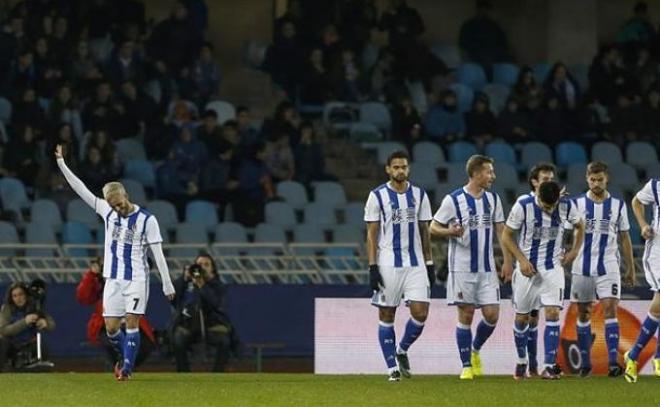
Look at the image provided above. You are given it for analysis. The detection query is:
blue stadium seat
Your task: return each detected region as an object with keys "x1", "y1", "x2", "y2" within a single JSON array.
[
  {"x1": 626, "y1": 141, "x2": 658, "y2": 170},
  {"x1": 215, "y1": 222, "x2": 248, "y2": 243},
  {"x1": 410, "y1": 162, "x2": 438, "y2": 189},
  {"x1": 0, "y1": 177, "x2": 30, "y2": 216},
  {"x1": 373, "y1": 141, "x2": 407, "y2": 165},
  {"x1": 66, "y1": 199, "x2": 99, "y2": 230},
  {"x1": 591, "y1": 141, "x2": 623, "y2": 164},
  {"x1": 493, "y1": 63, "x2": 520, "y2": 87},
  {"x1": 485, "y1": 142, "x2": 516, "y2": 165},
  {"x1": 359, "y1": 102, "x2": 392, "y2": 132},
  {"x1": 120, "y1": 178, "x2": 147, "y2": 206},
  {"x1": 456, "y1": 63, "x2": 487, "y2": 90},
  {"x1": 265, "y1": 201, "x2": 297, "y2": 228},
  {"x1": 313, "y1": 182, "x2": 347, "y2": 208},
  {"x1": 0, "y1": 96, "x2": 12, "y2": 123},
  {"x1": 412, "y1": 141, "x2": 445, "y2": 164},
  {"x1": 115, "y1": 138, "x2": 147, "y2": 162},
  {"x1": 323, "y1": 102, "x2": 357, "y2": 131},
  {"x1": 0, "y1": 221, "x2": 19, "y2": 257},
  {"x1": 30, "y1": 199, "x2": 63, "y2": 230},
  {"x1": 565, "y1": 163, "x2": 587, "y2": 196},
  {"x1": 608, "y1": 162, "x2": 639, "y2": 192},
  {"x1": 205, "y1": 100, "x2": 236, "y2": 125},
  {"x1": 406, "y1": 80, "x2": 428, "y2": 115},
  {"x1": 276, "y1": 180, "x2": 309, "y2": 209},
  {"x1": 449, "y1": 83, "x2": 474, "y2": 113},
  {"x1": 123, "y1": 159, "x2": 156, "y2": 188},
  {"x1": 521, "y1": 142, "x2": 553, "y2": 169},
  {"x1": 446, "y1": 163, "x2": 468, "y2": 186},
  {"x1": 146, "y1": 200, "x2": 179, "y2": 231},
  {"x1": 333, "y1": 224, "x2": 363, "y2": 243},
  {"x1": 293, "y1": 223, "x2": 325, "y2": 243},
  {"x1": 349, "y1": 122, "x2": 382, "y2": 142},
  {"x1": 172, "y1": 222, "x2": 208, "y2": 257},
  {"x1": 342, "y1": 202, "x2": 365, "y2": 226},
  {"x1": 185, "y1": 200, "x2": 218, "y2": 232},
  {"x1": 254, "y1": 223, "x2": 286, "y2": 243},
  {"x1": 495, "y1": 162, "x2": 519, "y2": 191},
  {"x1": 62, "y1": 221, "x2": 93, "y2": 257},
  {"x1": 430, "y1": 43, "x2": 461, "y2": 69},
  {"x1": 533, "y1": 62, "x2": 551, "y2": 83},
  {"x1": 482, "y1": 84, "x2": 510, "y2": 114},
  {"x1": 25, "y1": 222, "x2": 59, "y2": 257},
  {"x1": 644, "y1": 162, "x2": 660, "y2": 180},
  {"x1": 555, "y1": 142, "x2": 587, "y2": 167},
  {"x1": 570, "y1": 63, "x2": 589, "y2": 92},
  {"x1": 447, "y1": 141, "x2": 478, "y2": 163},
  {"x1": 304, "y1": 203, "x2": 336, "y2": 225}
]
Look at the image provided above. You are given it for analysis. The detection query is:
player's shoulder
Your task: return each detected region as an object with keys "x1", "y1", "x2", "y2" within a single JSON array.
[
  {"x1": 515, "y1": 194, "x2": 534, "y2": 206},
  {"x1": 137, "y1": 207, "x2": 154, "y2": 221},
  {"x1": 370, "y1": 183, "x2": 388, "y2": 194},
  {"x1": 407, "y1": 182, "x2": 426, "y2": 195}
]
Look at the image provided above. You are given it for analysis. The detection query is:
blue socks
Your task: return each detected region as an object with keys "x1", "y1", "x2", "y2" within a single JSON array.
[
  {"x1": 577, "y1": 320, "x2": 592, "y2": 369},
  {"x1": 527, "y1": 324, "x2": 538, "y2": 369},
  {"x1": 629, "y1": 314, "x2": 660, "y2": 361},
  {"x1": 604, "y1": 318, "x2": 620, "y2": 366},
  {"x1": 378, "y1": 322, "x2": 397, "y2": 370},
  {"x1": 513, "y1": 320, "x2": 529, "y2": 364},
  {"x1": 456, "y1": 323, "x2": 472, "y2": 367},
  {"x1": 544, "y1": 320, "x2": 560, "y2": 367},
  {"x1": 122, "y1": 328, "x2": 141, "y2": 375},
  {"x1": 473, "y1": 320, "x2": 496, "y2": 352},
  {"x1": 398, "y1": 318, "x2": 425, "y2": 354},
  {"x1": 107, "y1": 329, "x2": 125, "y2": 359}
]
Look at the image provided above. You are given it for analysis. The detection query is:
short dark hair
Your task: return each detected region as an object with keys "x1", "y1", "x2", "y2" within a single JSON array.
[
  {"x1": 387, "y1": 150, "x2": 409, "y2": 166},
  {"x1": 538, "y1": 181, "x2": 560, "y2": 205},
  {"x1": 236, "y1": 106, "x2": 249, "y2": 115},
  {"x1": 528, "y1": 162, "x2": 556, "y2": 191},
  {"x1": 466, "y1": 155, "x2": 494, "y2": 177},
  {"x1": 587, "y1": 161, "x2": 608, "y2": 175},
  {"x1": 195, "y1": 253, "x2": 217, "y2": 276},
  {"x1": 203, "y1": 109, "x2": 218, "y2": 119}
]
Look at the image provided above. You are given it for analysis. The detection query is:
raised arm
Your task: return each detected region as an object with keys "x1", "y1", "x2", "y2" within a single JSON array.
[{"x1": 54, "y1": 144, "x2": 99, "y2": 210}]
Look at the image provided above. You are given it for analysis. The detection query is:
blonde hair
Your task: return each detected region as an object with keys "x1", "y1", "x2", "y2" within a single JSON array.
[{"x1": 102, "y1": 182, "x2": 128, "y2": 200}]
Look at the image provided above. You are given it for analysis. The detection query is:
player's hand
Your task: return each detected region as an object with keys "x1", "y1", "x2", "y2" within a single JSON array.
[
  {"x1": 448, "y1": 222, "x2": 464, "y2": 238},
  {"x1": 36, "y1": 318, "x2": 48, "y2": 330},
  {"x1": 369, "y1": 264, "x2": 384, "y2": 291},
  {"x1": 519, "y1": 259, "x2": 536, "y2": 278},
  {"x1": 163, "y1": 281, "x2": 176, "y2": 300},
  {"x1": 641, "y1": 225, "x2": 654, "y2": 240},
  {"x1": 90, "y1": 258, "x2": 101, "y2": 274},
  {"x1": 561, "y1": 249, "x2": 578, "y2": 266},
  {"x1": 559, "y1": 185, "x2": 568, "y2": 197},
  {"x1": 500, "y1": 261, "x2": 514, "y2": 283},
  {"x1": 426, "y1": 263, "x2": 436, "y2": 287},
  {"x1": 25, "y1": 314, "x2": 39, "y2": 325},
  {"x1": 192, "y1": 275, "x2": 205, "y2": 289},
  {"x1": 624, "y1": 268, "x2": 636, "y2": 287},
  {"x1": 54, "y1": 144, "x2": 64, "y2": 159}
]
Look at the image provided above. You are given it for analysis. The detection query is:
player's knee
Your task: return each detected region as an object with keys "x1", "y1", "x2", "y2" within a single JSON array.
[
  {"x1": 545, "y1": 308, "x2": 560, "y2": 321},
  {"x1": 529, "y1": 309, "x2": 539, "y2": 320},
  {"x1": 577, "y1": 307, "x2": 591, "y2": 323},
  {"x1": 379, "y1": 307, "x2": 396, "y2": 323},
  {"x1": 411, "y1": 309, "x2": 428, "y2": 323},
  {"x1": 458, "y1": 307, "x2": 475, "y2": 325}
]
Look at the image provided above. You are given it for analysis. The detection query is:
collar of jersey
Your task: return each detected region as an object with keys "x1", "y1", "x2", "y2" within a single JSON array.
[{"x1": 386, "y1": 181, "x2": 410, "y2": 194}]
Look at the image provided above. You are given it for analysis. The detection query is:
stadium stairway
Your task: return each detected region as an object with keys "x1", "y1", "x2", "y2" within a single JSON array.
[{"x1": 323, "y1": 138, "x2": 383, "y2": 201}]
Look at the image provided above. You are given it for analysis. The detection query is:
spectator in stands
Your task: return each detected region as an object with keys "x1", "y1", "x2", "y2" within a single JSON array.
[
  {"x1": 0, "y1": 14, "x2": 27, "y2": 79},
  {"x1": 264, "y1": 132, "x2": 295, "y2": 183},
  {"x1": 609, "y1": 92, "x2": 644, "y2": 145},
  {"x1": 156, "y1": 149, "x2": 199, "y2": 218},
  {"x1": 7, "y1": 125, "x2": 40, "y2": 189},
  {"x1": 147, "y1": 1, "x2": 202, "y2": 75},
  {"x1": 118, "y1": 80, "x2": 158, "y2": 137},
  {"x1": 497, "y1": 97, "x2": 531, "y2": 143},
  {"x1": 235, "y1": 142, "x2": 274, "y2": 226},
  {"x1": 48, "y1": 123, "x2": 79, "y2": 169},
  {"x1": 300, "y1": 48, "x2": 332, "y2": 105},
  {"x1": 82, "y1": 81, "x2": 122, "y2": 137},
  {"x1": 459, "y1": 0, "x2": 511, "y2": 78},
  {"x1": 105, "y1": 39, "x2": 145, "y2": 89},
  {"x1": 338, "y1": 0, "x2": 378, "y2": 53},
  {"x1": 642, "y1": 87, "x2": 660, "y2": 143},
  {"x1": 78, "y1": 146, "x2": 121, "y2": 195},
  {"x1": 11, "y1": 88, "x2": 45, "y2": 131},
  {"x1": 263, "y1": 19, "x2": 304, "y2": 99},
  {"x1": 171, "y1": 126, "x2": 208, "y2": 186},
  {"x1": 0, "y1": 144, "x2": 10, "y2": 178},
  {"x1": 48, "y1": 16, "x2": 73, "y2": 65},
  {"x1": 534, "y1": 95, "x2": 573, "y2": 146},
  {"x1": 331, "y1": 48, "x2": 363, "y2": 102},
  {"x1": 368, "y1": 47, "x2": 400, "y2": 103},
  {"x1": 544, "y1": 62, "x2": 580, "y2": 110},
  {"x1": 76, "y1": 258, "x2": 155, "y2": 368},
  {"x1": 318, "y1": 23, "x2": 342, "y2": 72},
  {"x1": 464, "y1": 92, "x2": 497, "y2": 148},
  {"x1": 630, "y1": 46, "x2": 658, "y2": 93},
  {"x1": 0, "y1": 282, "x2": 56, "y2": 371},
  {"x1": 511, "y1": 66, "x2": 543, "y2": 112},
  {"x1": 294, "y1": 121, "x2": 333, "y2": 187},
  {"x1": 69, "y1": 40, "x2": 98, "y2": 88},
  {"x1": 588, "y1": 45, "x2": 630, "y2": 107},
  {"x1": 146, "y1": 100, "x2": 195, "y2": 160},
  {"x1": 47, "y1": 84, "x2": 83, "y2": 140},
  {"x1": 33, "y1": 36, "x2": 64, "y2": 98},
  {"x1": 200, "y1": 143, "x2": 238, "y2": 220},
  {"x1": 5, "y1": 48, "x2": 36, "y2": 99},
  {"x1": 424, "y1": 89, "x2": 465, "y2": 142},
  {"x1": 236, "y1": 106, "x2": 259, "y2": 148},
  {"x1": 170, "y1": 254, "x2": 238, "y2": 372},
  {"x1": 198, "y1": 109, "x2": 224, "y2": 154},
  {"x1": 183, "y1": 41, "x2": 220, "y2": 106},
  {"x1": 392, "y1": 95, "x2": 422, "y2": 145},
  {"x1": 616, "y1": 2, "x2": 656, "y2": 52},
  {"x1": 262, "y1": 101, "x2": 301, "y2": 148},
  {"x1": 576, "y1": 93, "x2": 610, "y2": 143},
  {"x1": 378, "y1": 0, "x2": 425, "y2": 54}
]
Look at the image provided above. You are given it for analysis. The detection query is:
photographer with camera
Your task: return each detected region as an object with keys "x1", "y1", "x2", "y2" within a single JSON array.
[
  {"x1": 76, "y1": 258, "x2": 156, "y2": 368},
  {"x1": 0, "y1": 282, "x2": 56, "y2": 371},
  {"x1": 170, "y1": 253, "x2": 239, "y2": 372}
]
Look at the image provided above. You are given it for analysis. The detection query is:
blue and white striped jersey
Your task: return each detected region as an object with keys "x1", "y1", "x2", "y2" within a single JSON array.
[
  {"x1": 506, "y1": 195, "x2": 582, "y2": 273},
  {"x1": 569, "y1": 192, "x2": 629, "y2": 276},
  {"x1": 94, "y1": 200, "x2": 163, "y2": 282},
  {"x1": 434, "y1": 188, "x2": 505, "y2": 273},
  {"x1": 636, "y1": 179, "x2": 660, "y2": 230},
  {"x1": 364, "y1": 182, "x2": 432, "y2": 268}
]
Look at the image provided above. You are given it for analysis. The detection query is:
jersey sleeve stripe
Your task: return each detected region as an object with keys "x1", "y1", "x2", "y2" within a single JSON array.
[{"x1": 405, "y1": 188, "x2": 419, "y2": 267}]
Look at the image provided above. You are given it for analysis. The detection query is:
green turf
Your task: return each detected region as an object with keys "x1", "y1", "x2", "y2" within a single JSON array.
[{"x1": 2, "y1": 373, "x2": 658, "y2": 407}]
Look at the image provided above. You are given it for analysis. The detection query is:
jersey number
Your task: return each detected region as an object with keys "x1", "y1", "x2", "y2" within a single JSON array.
[
  {"x1": 132, "y1": 298, "x2": 140, "y2": 310},
  {"x1": 611, "y1": 284, "x2": 618, "y2": 296}
]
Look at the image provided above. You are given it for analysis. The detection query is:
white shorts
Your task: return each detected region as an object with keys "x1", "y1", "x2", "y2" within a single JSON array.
[
  {"x1": 446, "y1": 271, "x2": 500, "y2": 307},
  {"x1": 570, "y1": 273, "x2": 621, "y2": 303},
  {"x1": 643, "y1": 239, "x2": 660, "y2": 291},
  {"x1": 103, "y1": 278, "x2": 149, "y2": 317},
  {"x1": 512, "y1": 269, "x2": 564, "y2": 314},
  {"x1": 371, "y1": 266, "x2": 430, "y2": 307}
]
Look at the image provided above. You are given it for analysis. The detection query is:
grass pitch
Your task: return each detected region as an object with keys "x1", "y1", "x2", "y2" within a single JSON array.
[{"x1": 3, "y1": 373, "x2": 658, "y2": 407}]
